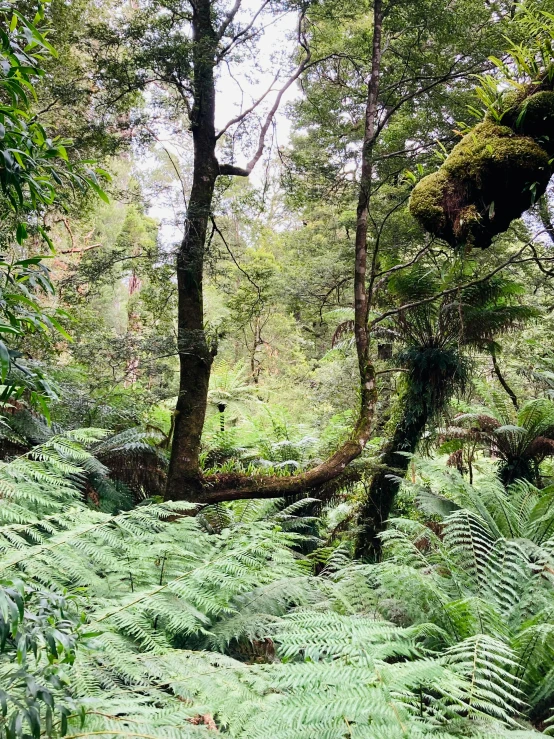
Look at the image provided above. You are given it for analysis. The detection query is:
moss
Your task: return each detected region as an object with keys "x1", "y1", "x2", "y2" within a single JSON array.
[
  {"x1": 454, "y1": 204, "x2": 481, "y2": 241},
  {"x1": 409, "y1": 170, "x2": 449, "y2": 234},
  {"x1": 409, "y1": 109, "x2": 553, "y2": 249},
  {"x1": 503, "y1": 91, "x2": 554, "y2": 153}
]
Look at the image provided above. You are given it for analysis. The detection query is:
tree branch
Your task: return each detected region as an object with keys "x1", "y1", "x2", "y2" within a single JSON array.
[
  {"x1": 216, "y1": 0, "x2": 242, "y2": 41},
  {"x1": 216, "y1": 72, "x2": 280, "y2": 139},
  {"x1": 374, "y1": 242, "x2": 431, "y2": 279},
  {"x1": 491, "y1": 349, "x2": 518, "y2": 410},
  {"x1": 216, "y1": 0, "x2": 271, "y2": 60},
  {"x1": 182, "y1": 408, "x2": 373, "y2": 503},
  {"x1": 218, "y1": 14, "x2": 311, "y2": 177},
  {"x1": 369, "y1": 232, "x2": 545, "y2": 330},
  {"x1": 210, "y1": 217, "x2": 262, "y2": 304}
]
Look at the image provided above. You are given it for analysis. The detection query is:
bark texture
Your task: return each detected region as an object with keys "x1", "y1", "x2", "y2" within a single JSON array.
[
  {"x1": 167, "y1": 0, "x2": 218, "y2": 499},
  {"x1": 355, "y1": 390, "x2": 427, "y2": 560}
]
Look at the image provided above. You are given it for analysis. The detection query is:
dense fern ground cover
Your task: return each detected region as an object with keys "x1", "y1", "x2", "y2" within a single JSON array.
[{"x1": 0, "y1": 434, "x2": 552, "y2": 738}]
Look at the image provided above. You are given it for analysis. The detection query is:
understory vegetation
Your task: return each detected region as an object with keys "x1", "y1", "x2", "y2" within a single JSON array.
[{"x1": 2, "y1": 0, "x2": 554, "y2": 736}]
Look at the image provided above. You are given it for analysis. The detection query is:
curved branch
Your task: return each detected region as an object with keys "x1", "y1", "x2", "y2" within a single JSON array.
[
  {"x1": 216, "y1": 71, "x2": 280, "y2": 140},
  {"x1": 218, "y1": 14, "x2": 311, "y2": 177},
  {"x1": 171, "y1": 390, "x2": 375, "y2": 504},
  {"x1": 491, "y1": 349, "x2": 518, "y2": 410}
]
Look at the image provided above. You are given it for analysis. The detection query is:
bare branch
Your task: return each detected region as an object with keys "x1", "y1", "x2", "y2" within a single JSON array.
[
  {"x1": 210, "y1": 217, "x2": 262, "y2": 303},
  {"x1": 218, "y1": 15, "x2": 311, "y2": 177},
  {"x1": 216, "y1": 0, "x2": 242, "y2": 41},
  {"x1": 491, "y1": 349, "x2": 518, "y2": 410},
  {"x1": 376, "y1": 367, "x2": 409, "y2": 375},
  {"x1": 528, "y1": 241, "x2": 554, "y2": 277},
  {"x1": 376, "y1": 62, "x2": 483, "y2": 138},
  {"x1": 218, "y1": 163, "x2": 252, "y2": 177},
  {"x1": 217, "y1": 0, "x2": 271, "y2": 60},
  {"x1": 145, "y1": 127, "x2": 188, "y2": 207},
  {"x1": 216, "y1": 71, "x2": 280, "y2": 139},
  {"x1": 59, "y1": 243, "x2": 103, "y2": 255},
  {"x1": 374, "y1": 242, "x2": 431, "y2": 279}
]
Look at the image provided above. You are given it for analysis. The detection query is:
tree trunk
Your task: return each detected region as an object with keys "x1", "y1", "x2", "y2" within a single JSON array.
[
  {"x1": 353, "y1": 0, "x2": 383, "y2": 467},
  {"x1": 355, "y1": 390, "x2": 428, "y2": 560},
  {"x1": 491, "y1": 349, "x2": 518, "y2": 410},
  {"x1": 166, "y1": 0, "x2": 218, "y2": 500},
  {"x1": 217, "y1": 404, "x2": 226, "y2": 432}
]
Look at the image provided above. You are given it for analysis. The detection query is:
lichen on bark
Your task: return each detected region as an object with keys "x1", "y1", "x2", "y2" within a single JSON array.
[{"x1": 409, "y1": 83, "x2": 554, "y2": 249}]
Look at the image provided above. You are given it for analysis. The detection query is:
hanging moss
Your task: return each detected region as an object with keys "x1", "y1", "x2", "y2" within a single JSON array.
[{"x1": 409, "y1": 85, "x2": 554, "y2": 250}]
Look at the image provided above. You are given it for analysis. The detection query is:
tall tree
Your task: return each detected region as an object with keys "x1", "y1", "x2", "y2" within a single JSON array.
[
  {"x1": 94, "y1": 0, "x2": 551, "y2": 506},
  {"x1": 91, "y1": 0, "x2": 386, "y2": 502},
  {"x1": 93, "y1": 0, "x2": 316, "y2": 497}
]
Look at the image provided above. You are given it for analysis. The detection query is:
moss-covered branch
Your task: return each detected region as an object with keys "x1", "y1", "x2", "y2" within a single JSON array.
[{"x1": 410, "y1": 82, "x2": 554, "y2": 249}]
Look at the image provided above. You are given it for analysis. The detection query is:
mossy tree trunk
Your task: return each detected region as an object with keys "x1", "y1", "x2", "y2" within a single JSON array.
[
  {"x1": 166, "y1": 0, "x2": 218, "y2": 500},
  {"x1": 355, "y1": 386, "x2": 429, "y2": 560},
  {"x1": 356, "y1": 346, "x2": 465, "y2": 560}
]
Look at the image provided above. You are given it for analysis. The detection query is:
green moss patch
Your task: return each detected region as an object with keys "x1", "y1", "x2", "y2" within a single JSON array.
[
  {"x1": 503, "y1": 91, "x2": 554, "y2": 153},
  {"x1": 410, "y1": 88, "x2": 554, "y2": 249}
]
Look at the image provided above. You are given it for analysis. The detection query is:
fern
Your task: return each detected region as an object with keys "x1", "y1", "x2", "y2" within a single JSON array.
[{"x1": 0, "y1": 434, "x2": 546, "y2": 738}]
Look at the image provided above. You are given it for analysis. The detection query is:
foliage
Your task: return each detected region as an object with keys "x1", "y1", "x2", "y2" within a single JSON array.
[
  {"x1": 0, "y1": 579, "x2": 84, "y2": 739},
  {"x1": 2, "y1": 1, "x2": 554, "y2": 738},
  {"x1": 0, "y1": 437, "x2": 547, "y2": 738},
  {"x1": 444, "y1": 396, "x2": 554, "y2": 486},
  {"x1": 0, "y1": 1, "x2": 108, "y2": 236},
  {"x1": 376, "y1": 460, "x2": 554, "y2": 725},
  {"x1": 355, "y1": 269, "x2": 535, "y2": 558}
]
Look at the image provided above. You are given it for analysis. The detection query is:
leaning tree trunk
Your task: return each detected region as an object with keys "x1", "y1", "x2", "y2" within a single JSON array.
[
  {"x1": 356, "y1": 345, "x2": 465, "y2": 560},
  {"x1": 166, "y1": 0, "x2": 218, "y2": 500},
  {"x1": 355, "y1": 387, "x2": 429, "y2": 560}
]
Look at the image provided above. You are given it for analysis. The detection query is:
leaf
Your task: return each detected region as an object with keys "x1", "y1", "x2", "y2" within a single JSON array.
[
  {"x1": 15, "y1": 223, "x2": 27, "y2": 245},
  {"x1": 87, "y1": 179, "x2": 110, "y2": 203},
  {"x1": 0, "y1": 325, "x2": 21, "y2": 335},
  {"x1": 37, "y1": 226, "x2": 54, "y2": 252},
  {"x1": 0, "y1": 340, "x2": 11, "y2": 381}
]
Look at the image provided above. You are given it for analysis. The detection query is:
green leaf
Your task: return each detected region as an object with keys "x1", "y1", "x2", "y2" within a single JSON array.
[
  {"x1": 0, "y1": 340, "x2": 11, "y2": 382},
  {"x1": 87, "y1": 179, "x2": 110, "y2": 204},
  {"x1": 38, "y1": 226, "x2": 55, "y2": 252},
  {"x1": 15, "y1": 223, "x2": 27, "y2": 245}
]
